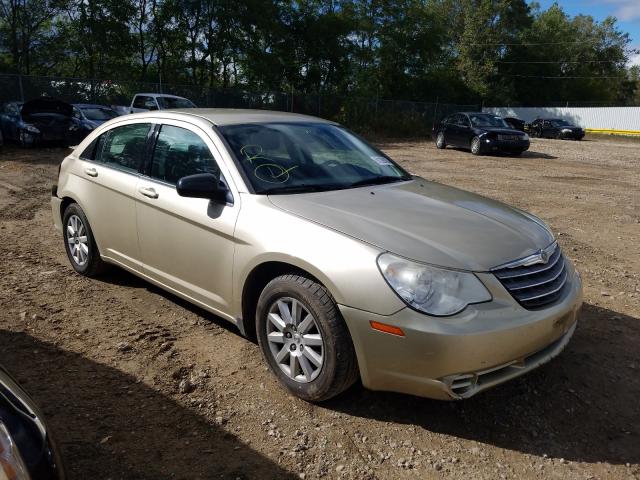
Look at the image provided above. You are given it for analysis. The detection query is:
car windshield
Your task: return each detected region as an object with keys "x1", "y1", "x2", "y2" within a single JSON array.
[
  {"x1": 550, "y1": 119, "x2": 571, "y2": 127},
  {"x1": 81, "y1": 107, "x2": 119, "y2": 121},
  {"x1": 468, "y1": 114, "x2": 509, "y2": 128},
  {"x1": 218, "y1": 123, "x2": 412, "y2": 194},
  {"x1": 157, "y1": 97, "x2": 196, "y2": 109}
]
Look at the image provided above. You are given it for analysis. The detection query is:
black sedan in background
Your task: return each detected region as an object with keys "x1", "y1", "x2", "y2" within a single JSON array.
[
  {"x1": 530, "y1": 118, "x2": 585, "y2": 140},
  {"x1": 433, "y1": 112, "x2": 530, "y2": 155},
  {"x1": 0, "y1": 97, "x2": 87, "y2": 147},
  {"x1": 0, "y1": 364, "x2": 65, "y2": 479},
  {"x1": 503, "y1": 117, "x2": 526, "y2": 132}
]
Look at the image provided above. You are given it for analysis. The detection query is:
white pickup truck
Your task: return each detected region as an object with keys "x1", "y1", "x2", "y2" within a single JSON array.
[{"x1": 127, "y1": 93, "x2": 197, "y2": 114}]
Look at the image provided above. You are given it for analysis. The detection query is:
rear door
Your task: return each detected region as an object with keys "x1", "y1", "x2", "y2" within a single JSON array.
[
  {"x1": 135, "y1": 120, "x2": 240, "y2": 316},
  {"x1": 71, "y1": 121, "x2": 152, "y2": 270}
]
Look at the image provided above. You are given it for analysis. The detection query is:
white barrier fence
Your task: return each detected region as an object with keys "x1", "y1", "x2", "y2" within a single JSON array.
[{"x1": 483, "y1": 106, "x2": 640, "y2": 135}]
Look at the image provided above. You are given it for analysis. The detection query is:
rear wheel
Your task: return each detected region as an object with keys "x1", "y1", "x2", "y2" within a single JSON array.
[
  {"x1": 256, "y1": 274, "x2": 358, "y2": 402},
  {"x1": 62, "y1": 203, "x2": 108, "y2": 277},
  {"x1": 435, "y1": 132, "x2": 446, "y2": 149},
  {"x1": 470, "y1": 136, "x2": 482, "y2": 155}
]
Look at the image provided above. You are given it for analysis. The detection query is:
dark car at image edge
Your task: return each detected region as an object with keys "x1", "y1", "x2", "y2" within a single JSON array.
[
  {"x1": 0, "y1": 364, "x2": 65, "y2": 479},
  {"x1": 0, "y1": 97, "x2": 88, "y2": 147},
  {"x1": 433, "y1": 112, "x2": 530, "y2": 155}
]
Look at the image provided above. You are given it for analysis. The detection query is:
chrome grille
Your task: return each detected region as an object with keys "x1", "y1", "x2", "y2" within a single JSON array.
[
  {"x1": 492, "y1": 243, "x2": 568, "y2": 309},
  {"x1": 498, "y1": 134, "x2": 520, "y2": 141}
]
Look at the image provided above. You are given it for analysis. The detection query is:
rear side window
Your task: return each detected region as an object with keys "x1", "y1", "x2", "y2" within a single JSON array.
[
  {"x1": 95, "y1": 123, "x2": 151, "y2": 173},
  {"x1": 150, "y1": 125, "x2": 220, "y2": 184}
]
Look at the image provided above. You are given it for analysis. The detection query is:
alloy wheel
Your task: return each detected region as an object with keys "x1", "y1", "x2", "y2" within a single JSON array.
[
  {"x1": 471, "y1": 137, "x2": 481, "y2": 154},
  {"x1": 266, "y1": 297, "x2": 324, "y2": 383},
  {"x1": 66, "y1": 214, "x2": 89, "y2": 266}
]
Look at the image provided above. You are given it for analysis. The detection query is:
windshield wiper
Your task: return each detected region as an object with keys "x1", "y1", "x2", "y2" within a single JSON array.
[
  {"x1": 258, "y1": 184, "x2": 344, "y2": 195},
  {"x1": 347, "y1": 175, "x2": 411, "y2": 188}
]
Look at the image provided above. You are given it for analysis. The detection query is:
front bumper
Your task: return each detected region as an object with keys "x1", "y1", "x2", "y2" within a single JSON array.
[
  {"x1": 51, "y1": 187, "x2": 63, "y2": 233},
  {"x1": 482, "y1": 137, "x2": 530, "y2": 153},
  {"x1": 559, "y1": 130, "x2": 585, "y2": 140},
  {"x1": 341, "y1": 262, "x2": 582, "y2": 400}
]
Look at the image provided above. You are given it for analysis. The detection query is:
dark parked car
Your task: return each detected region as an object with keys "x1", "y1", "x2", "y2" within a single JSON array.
[
  {"x1": 0, "y1": 364, "x2": 65, "y2": 479},
  {"x1": 433, "y1": 112, "x2": 530, "y2": 155},
  {"x1": 530, "y1": 118, "x2": 585, "y2": 140},
  {"x1": 503, "y1": 117, "x2": 525, "y2": 132},
  {"x1": 72, "y1": 104, "x2": 120, "y2": 131},
  {"x1": 0, "y1": 98, "x2": 86, "y2": 147}
]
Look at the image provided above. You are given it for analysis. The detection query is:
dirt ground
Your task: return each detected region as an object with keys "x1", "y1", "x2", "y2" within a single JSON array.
[{"x1": 0, "y1": 135, "x2": 638, "y2": 480}]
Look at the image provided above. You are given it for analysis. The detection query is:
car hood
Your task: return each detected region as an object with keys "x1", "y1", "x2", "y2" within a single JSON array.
[
  {"x1": 268, "y1": 179, "x2": 554, "y2": 271},
  {"x1": 21, "y1": 98, "x2": 73, "y2": 119},
  {"x1": 479, "y1": 127, "x2": 524, "y2": 135}
]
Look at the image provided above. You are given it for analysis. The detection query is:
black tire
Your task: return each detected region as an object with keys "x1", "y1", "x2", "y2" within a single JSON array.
[
  {"x1": 435, "y1": 132, "x2": 446, "y2": 149},
  {"x1": 256, "y1": 274, "x2": 359, "y2": 402},
  {"x1": 470, "y1": 136, "x2": 482, "y2": 155},
  {"x1": 62, "y1": 203, "x2": 108, "y2": 277}
]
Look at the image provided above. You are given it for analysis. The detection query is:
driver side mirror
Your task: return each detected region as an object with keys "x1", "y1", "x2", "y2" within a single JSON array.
[{"x1": 176, "y1": 173, "x2": 232, "y2": 205}]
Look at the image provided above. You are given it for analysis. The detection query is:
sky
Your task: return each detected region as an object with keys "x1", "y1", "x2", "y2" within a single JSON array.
[{"x1": 531, "y1": 0, "x2": 640, "y2": 66}]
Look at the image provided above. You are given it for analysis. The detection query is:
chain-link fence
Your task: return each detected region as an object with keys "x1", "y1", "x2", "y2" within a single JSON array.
[{"x1": 0, "y1": 74, "x2": 478, "y2": 137}]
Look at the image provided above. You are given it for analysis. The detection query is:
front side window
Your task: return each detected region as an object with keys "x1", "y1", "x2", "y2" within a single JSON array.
[
  {"x1": 96, "y1": 123, "x2": 151, "y2": 173},
  {"x1": 218, "y1": 123, "x2": 411, "y2": 194},
  {"x1": 133, "y1": 96, "x2": 155, "y2": 109},
  {"x1": 150, "y1": 125, "x2": 220, "y2": 184},
  {"x1": 550, "y1": 119, "x2": 570, "y2": 127}
]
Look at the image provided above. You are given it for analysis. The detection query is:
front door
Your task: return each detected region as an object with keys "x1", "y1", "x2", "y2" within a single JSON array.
[{"x1": 135, "y1": 121, "x2": 240, "y2": 316}]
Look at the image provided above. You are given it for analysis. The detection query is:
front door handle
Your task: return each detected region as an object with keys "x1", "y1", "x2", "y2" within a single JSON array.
[
  {"x1": 84, "y1": 167, "x2": 98, "y2": 177},
  {"x1": 138, "y1": 186, "x2": 159, "y2": 199}
]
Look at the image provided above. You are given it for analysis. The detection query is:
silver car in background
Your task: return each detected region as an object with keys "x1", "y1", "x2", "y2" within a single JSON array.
[{"x1": 51, "y1": 109, "x2": 582, "y2": 401}]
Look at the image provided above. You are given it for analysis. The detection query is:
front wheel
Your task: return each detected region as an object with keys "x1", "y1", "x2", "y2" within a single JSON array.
[
  {"x1": 470, "y1": 136, "x2": 482, "y2": 155},
  {"x1": 256, "y1": 274, "x2": 358, "y2": 402}
]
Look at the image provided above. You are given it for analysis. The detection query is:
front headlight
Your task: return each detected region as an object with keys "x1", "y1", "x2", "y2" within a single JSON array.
[
  {"x1": 377, "y1": 253, "x2": 492, "y2": 316},
  {"x1": 522, "y1": 133, "x2": 529, "y2": 141},
  {"x1": 23, "y1": 125, "x2": 39, "y2": 134},
  {"x1": 0, "y1": 421, "x2": 30, "y2": 480}
]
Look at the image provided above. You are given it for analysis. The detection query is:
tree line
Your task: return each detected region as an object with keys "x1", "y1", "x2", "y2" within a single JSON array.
[{"x1": 1, "y1": 0, "x2": 639, "y2": 106}]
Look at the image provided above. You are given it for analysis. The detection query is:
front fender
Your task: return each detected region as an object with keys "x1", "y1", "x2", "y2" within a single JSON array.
[{"x1": 231, "y1": 195, "x2": 406, "y2": 319}]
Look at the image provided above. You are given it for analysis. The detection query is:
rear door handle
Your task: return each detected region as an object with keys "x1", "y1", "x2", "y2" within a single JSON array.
[
  {"x1": 84, "y1": 167, "x2": 98, "y2": 177},
  {"x1": 138, "y1": 186, "x2": 159, "y2": 199}
]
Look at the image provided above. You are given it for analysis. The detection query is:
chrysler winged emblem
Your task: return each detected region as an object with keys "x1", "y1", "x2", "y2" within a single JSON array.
[
  {"x1": 522, "y1": 248, "x2": 550, "y2": 267},
  {"x1": 539, "y1": 249, "x2": 549, "y2": 264},
  {"x1": 493, "y1": 243, "x2": 557, "y2": 270}
]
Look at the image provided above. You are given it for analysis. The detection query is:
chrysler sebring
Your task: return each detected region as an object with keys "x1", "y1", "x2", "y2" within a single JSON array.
[{"x1": 51, "y1": 109, "x2": 582, "y2": 401}]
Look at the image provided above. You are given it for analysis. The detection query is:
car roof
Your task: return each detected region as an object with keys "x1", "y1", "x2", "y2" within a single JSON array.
[
  {"x1": 122, "y1": 108, "x2": 336, "y2": 127},
  {"x1": 74, "y1": 103, "x2": 113, "y2": 108},
  {"x1": 460, "y1": 112, "x2": 498, "y2": 115},
  {"x1": 135, "y1": 93, "x2": 187, "y2": 99}
]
